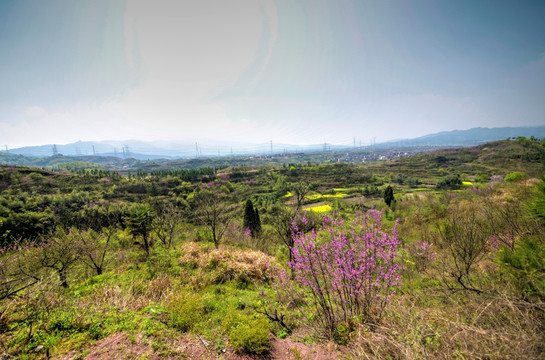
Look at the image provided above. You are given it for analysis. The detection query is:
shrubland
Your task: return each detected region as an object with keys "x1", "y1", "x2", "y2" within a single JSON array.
[{"x1": 0, "y1": 137, "x2": 544, "y2": 359}]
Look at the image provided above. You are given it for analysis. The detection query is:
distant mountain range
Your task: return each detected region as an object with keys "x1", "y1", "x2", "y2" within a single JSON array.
[
  {"x1": 4, "y1": 140, "x2": 343, "y2": 160},
  {"x1": 381, "y1": 126, "x2": 545, "y2": 147},
  {"x1": 3, "y1": 126, "x2": 545, "y2": 160}
]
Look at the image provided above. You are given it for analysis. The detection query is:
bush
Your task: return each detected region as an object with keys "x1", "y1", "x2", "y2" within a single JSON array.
[
  {"x1": 333, "y1": 321, "x2": 354, "y2": 345},
  {"x1": 504, "y1": 172, "x2": 527, "y2": 183},
  {"x1": 223, "y1": 313, "x2": 270, "y2": 354},
  {"x1": 167, "y1": 290, "x2": 205, "y2": 332},
  {"x1": 498, "y1": 237, "x2": 545, "y2": 300},
  {"x1": 407, "y1": 240, "x2": 437, "y2": 272},
  {"x1": 273, "y1": 210, "x2": 403, "y2": 339},
  {"x1": 436, "y1": 174, "x2": 462, "y2": 190},
  {"x1": 88, "y1": 320, "x2": 108, "y2": 340}
]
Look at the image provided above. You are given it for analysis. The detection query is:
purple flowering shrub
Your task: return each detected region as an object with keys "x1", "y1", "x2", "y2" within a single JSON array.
[
  {"x1": 272, "y1": 209, "x2": 404, "y2": 339},
  {"x1": 407, "y1": 240, "x2": 437, "y2": 271},
  {"x1": 489, "y1": 234, "x2": 515, "y2": 251}
]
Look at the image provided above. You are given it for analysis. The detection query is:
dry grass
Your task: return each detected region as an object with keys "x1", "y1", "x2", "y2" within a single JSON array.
[
  {"x1": 347, "y1": 292, "x2": 545, "y2": 359},
  {"x1": 179, "y1": 242, "x2": 278, "y2": 285}
]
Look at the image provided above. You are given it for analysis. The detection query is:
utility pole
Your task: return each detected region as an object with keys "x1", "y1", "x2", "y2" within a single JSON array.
[
  {"x1": 4, "y1": 145, "x2": 8, "y2": 153},
  {"x1": 195, "y1": 142, "x2": 199, "y2": 158},
  {"x1": 92, "y1": 145, "x2": 96, "y2": 155},
  {"x1": 52, "y1": 144, "x2": 58, "y2": 156},
  {"x1": 270, "y1": 140, "x2": 273, "y2": 155}
]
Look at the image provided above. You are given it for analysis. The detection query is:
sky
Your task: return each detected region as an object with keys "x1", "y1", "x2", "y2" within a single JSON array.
[{"x1": 1, "y1": 0, "x2": 545, "y2": 149}]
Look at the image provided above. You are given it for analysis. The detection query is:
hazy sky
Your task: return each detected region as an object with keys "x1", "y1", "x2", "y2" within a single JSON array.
[{"x1": 1, "y1": 0, "x2": 545, "y2": 148}]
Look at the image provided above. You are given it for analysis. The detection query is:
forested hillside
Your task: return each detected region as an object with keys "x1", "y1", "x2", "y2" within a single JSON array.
[{"x1": 0, "y1": 137, "x2": 544, "y2": 359}]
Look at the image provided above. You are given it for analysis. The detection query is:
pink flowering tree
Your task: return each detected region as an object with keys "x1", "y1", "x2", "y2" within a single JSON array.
[{"x1": 272, "y1": 209, "x2": 404, "y2": 339}]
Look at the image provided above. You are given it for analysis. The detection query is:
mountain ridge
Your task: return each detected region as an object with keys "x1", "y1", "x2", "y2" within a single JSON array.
[
  {"x1": 3, "y1": 126, "x2": 545, "y2": 159},
  {"x1": 381, "y1": 126, "x2": 545, "y2": 147}
]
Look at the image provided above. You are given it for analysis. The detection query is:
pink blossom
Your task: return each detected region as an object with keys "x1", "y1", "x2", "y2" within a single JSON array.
[{"x1": 271, "y1": 209, "x2": 404, "y2": 335}]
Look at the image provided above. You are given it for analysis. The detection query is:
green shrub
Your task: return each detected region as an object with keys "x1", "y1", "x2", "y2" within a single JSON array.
[
  {"x1": 48, "y1": 310, "x2": 83, "y2": 333},
  {"x1": 333, "y1": 321, "x2": 353, "y2": 345},
  {"x1": 504, "y1": 172, "x2": 527, "y2": 183},
  {"x1": 499, "y1": 237, "x2": 545, "y2": 300},
  {"x1": 436, "y1": 174, "x2": 462, "y2": 190},
  {"x1": 139, "y1": 317, "x2": 166, "y2": 337},
  {"x1": 167, "y1": 291, "x2": 205, "y2": 332},
  {"x1": 88, "y1": 320, "x2": 108, "y2": 340},
  {"x1": 222, "y1": 313, "x2": 270, "y2": 354}
]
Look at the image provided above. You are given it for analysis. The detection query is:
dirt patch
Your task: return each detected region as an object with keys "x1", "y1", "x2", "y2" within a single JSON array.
[
  {"x1": 59, "y1": 333, "x2": 154, "y2": 360},
  {"x1": 60, "y1": 333, "x2": 342, "y2": 360},
  {"x1": 269, "y1": 336, "x2": 341, "y2": 360}
]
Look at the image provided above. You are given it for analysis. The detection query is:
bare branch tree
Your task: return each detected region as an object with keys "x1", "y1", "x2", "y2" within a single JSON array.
[
  {"x1": 72, "y1": 228, "x2": 114, "y2": 276},
  {"x1": 437, "y1": 203, "x2": 491, "y2": 293},
  {"x1": 0, "y1": 241, "x2": 41, "y2": 300},
  {"x1": 193, "y1": 188, "x2": 233, "y2": 248},
  {"x1": 36, "y1": 231, "x2": 81, "y2": 288},
  {"x1": 151, "y1": 200, "x2": 184, "y2": 248},
  {"x1": 272, "y1": 206, "x2": 318, "y2": 263},
  {"x1": 292, "y1": 182, "x2": 310, "y2": 210}
]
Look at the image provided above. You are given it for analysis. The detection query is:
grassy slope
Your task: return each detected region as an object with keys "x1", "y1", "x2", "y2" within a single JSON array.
[
  {"x1": 371, "y1": 139, "x2": 545, "y2": 179},
  {"x1": 0, "y1": 139, "x2": 544, "y2": 359}
]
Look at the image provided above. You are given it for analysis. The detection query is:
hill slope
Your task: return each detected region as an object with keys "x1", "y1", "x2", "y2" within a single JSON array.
[
  {"x1": 370, "y1": 138, "x2": 545, "y2": 180},
  {"x1": 382, "y1": 126, "x2": 545, "y2": 147}
]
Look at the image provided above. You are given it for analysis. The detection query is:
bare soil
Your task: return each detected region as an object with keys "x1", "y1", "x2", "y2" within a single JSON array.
[{"x1": 59, "y1": 333, "x2": 342, "y2": 360}]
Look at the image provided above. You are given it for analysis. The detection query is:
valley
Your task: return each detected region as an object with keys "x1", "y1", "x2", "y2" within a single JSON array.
[{"x1": 0, "y1": 137, "x2": 544, "y2": 359}]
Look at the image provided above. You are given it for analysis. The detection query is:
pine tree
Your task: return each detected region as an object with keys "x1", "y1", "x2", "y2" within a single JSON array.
[
  {"x1": 243, "y1": 199, "x2": 255, "y2": 231},
  {"x1": 383, "y1": 185, "x2": 395, "y2": 207},
  {"x1": 243, "y1": 199, "x2": 262, "y2": 237},
  {"x1": 253, "y1": 208, "x2": 262, "y2": 236}
]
